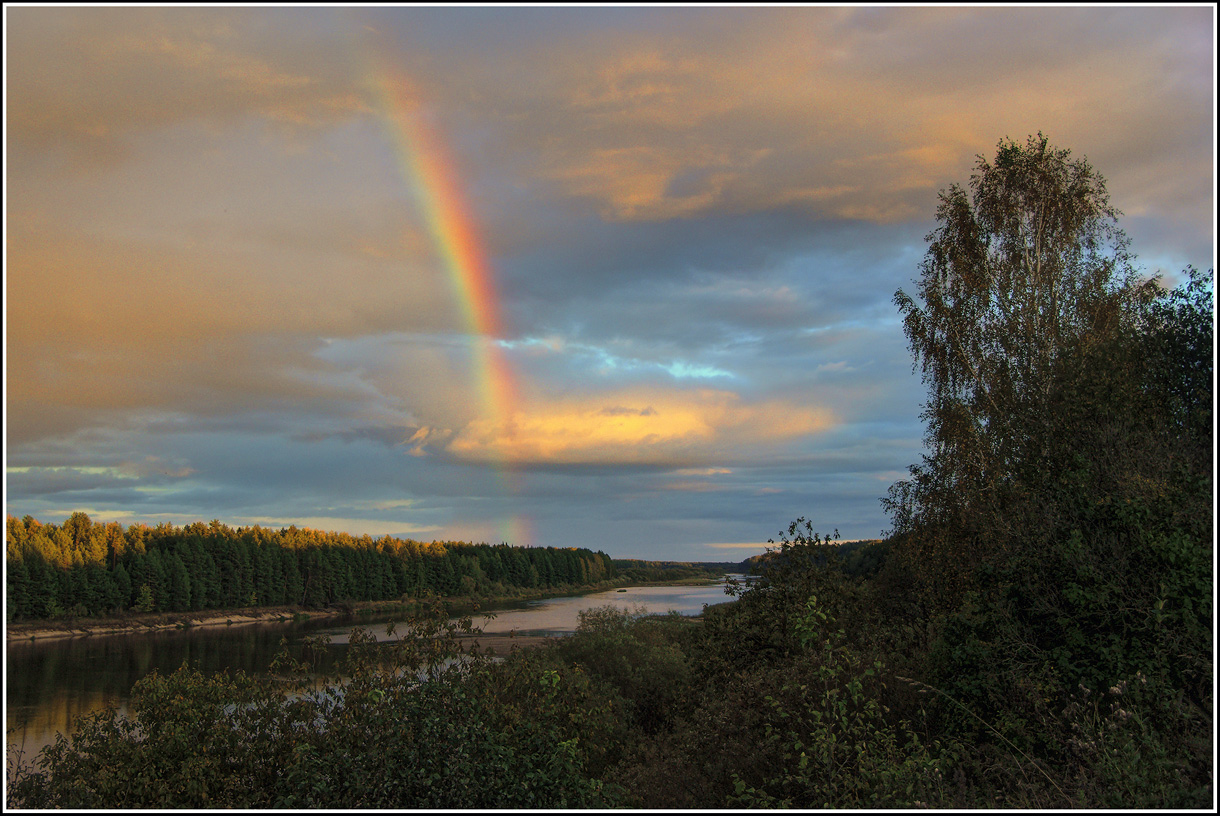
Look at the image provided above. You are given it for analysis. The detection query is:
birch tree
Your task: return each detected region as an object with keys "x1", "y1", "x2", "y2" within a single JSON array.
[{"x1": 885, "y1": 134, "x2": 1158, "y2": 598}]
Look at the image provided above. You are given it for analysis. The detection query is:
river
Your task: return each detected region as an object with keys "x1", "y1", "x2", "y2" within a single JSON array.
[{"x1": 5, "y1": 580, "x2": 738, "y2": 771}]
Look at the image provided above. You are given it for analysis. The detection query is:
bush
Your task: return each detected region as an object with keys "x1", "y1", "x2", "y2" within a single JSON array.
[
  {"x1": 8, "y1": 604, "x2": 625, "y2": 809},
  {"x1": 538, "y1": 605, "x2": 693, "y2": 735}
]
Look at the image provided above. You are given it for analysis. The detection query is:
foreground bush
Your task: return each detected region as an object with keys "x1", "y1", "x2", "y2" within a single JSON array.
[
  {"x1": 8, "y1": 603, "x2": 624, "y2": 809},
  {"x1": 9, "y1": 554, "x2": 1211, "y2": 809}
]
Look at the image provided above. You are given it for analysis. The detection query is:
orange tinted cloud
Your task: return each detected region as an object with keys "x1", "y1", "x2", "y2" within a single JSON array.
[
  {"x1": 443, "y1": 388, "x2": 835, "y2": 466},
  {"x1": 6, "y1": 6, "x2": 367, "y2": 165},
  {"x1": 4, "y1": 225, "x2": 457, "y2": 445},
  {"x1": 445, "y1": 6, "x2": 1210, "y2": 230}
]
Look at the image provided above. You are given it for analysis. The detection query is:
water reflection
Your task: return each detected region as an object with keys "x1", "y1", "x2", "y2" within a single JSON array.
[
  {"x1": 311, "y1": 582, "x2": 733, "y2": 643},
  {"x1": 6, "y1": 580, "x2": 737, "y2": 768}
]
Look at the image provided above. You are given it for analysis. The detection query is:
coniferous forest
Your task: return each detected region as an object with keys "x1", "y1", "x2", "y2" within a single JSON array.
[
  {"x1": 7, "y1": 135, "x2": 1213, "y2": 809},
  {"x1": 5, "y1": 514, "x2": 617, "y2": 620}
]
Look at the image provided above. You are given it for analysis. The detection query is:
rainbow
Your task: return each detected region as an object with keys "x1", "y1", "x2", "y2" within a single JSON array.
[{"x1": 368, "y1": 56, "x2": 529, "y2": 546}]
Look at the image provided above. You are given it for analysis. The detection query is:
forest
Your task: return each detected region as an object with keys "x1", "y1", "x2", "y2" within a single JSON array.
[
  {"x1": 6, "y1": 135, "x2": 1213, "y2": 808},
  {"x1": 5, "y1": 514, "x2": 618, "y2": 620},
  {"x1": 611, "y1": 558, "x2": 743, "y2": 583}
]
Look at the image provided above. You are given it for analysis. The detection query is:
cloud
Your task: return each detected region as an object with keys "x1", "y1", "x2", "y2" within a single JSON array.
[
  {"x1": 115, "y1": 458, "x2": 198, "y2": 480},
  {"x1": 402, "y1": 5, "x2": 1211, "y2": 245},
  {"x1": 440, "y1": 388, "x2": 835, "y2": 466},
  {"x1": 235, "y1": 516, "x2": 440, "y2": 537},
  {"x1": 5, "y1": 461, "x2": 195, "y2": 504},
  {"x1": 501, "y1": 336, "x2": 737, "y2": 384},
  {"x1": 702, "y1": 542, "x2": 771, "y2": 551},
  {"x1": 406, "y1": 426, "x2": 454, "y2": 457},
  {"x1": 674, "y1": 467, "x2": 733, "y2": 476},
  {"x1": 6, "y1": 6, "x2": 369, "y2": 165},
  {"x1": 659, "y1": 481, "x2": 729, "y2": 493},
  {"x1": 4, "y1": 217, "x2": 460, "y2": 445}
]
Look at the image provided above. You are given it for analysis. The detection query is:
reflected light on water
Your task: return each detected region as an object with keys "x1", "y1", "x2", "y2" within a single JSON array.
[{"x1": 6, "y1": 580, "x2": 739, "y2": 769}]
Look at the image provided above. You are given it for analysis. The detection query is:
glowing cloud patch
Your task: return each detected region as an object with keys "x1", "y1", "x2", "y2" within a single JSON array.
[
  {"x1": 665, "y1": 361, "x2": 732, "y2": 380},
  {"x1": 444, "y1": 388, "x2": 835, "y2": 466}
]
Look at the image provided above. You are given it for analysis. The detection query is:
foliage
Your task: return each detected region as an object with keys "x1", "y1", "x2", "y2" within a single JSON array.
[
  {"x1": 886, "y1": 133, "x2": 1160, "y2": 610},
  {"x1": 5, "y1": 515, "x2": 617, "y2": 620},
  {"x1": 8, "y1": 601, "x2": 624, "y2": 809},
  {"x1": 544, "y1": 605, "x2": 694, "y2": 735},
  {"x1": 879, "y1": 133, "x2": 1213, "y2": 807},
  {"x1": 728, "y1": 596, "x2": 951, "y2": 808},
  {"x1": 611, "y1": 558, "x2": 741, "y2": 583}
]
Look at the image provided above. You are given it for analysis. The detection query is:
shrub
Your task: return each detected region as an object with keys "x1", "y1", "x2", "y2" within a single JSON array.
[{"x1": 8, "y1": 604, "x2": 625, "y2": 809}]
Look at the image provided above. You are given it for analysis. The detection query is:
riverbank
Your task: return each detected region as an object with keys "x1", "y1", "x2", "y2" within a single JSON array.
[
  {"x1": 4, "y1": 605, "x2": 328, "y2": 643},
  {"x1": 3, "y1": 589, "x2": 588, "y2": 644},
  {"x1": 5, "y1": 576, "x2": 729, "y2": 643},
  {"x1": 7, "y1": 579, "x2": 731, "y2": 793},
  {"x1": 455, "y1": 633, "x2": 561, "y2": 656}
]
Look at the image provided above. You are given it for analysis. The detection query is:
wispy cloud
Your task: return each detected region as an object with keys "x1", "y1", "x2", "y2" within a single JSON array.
[
  {"x1": 236, "y1": 516, "x2": 441, "y2": 537},
  {"x1": 6, "y1": 6, "x2": 368, "y2": 164}
]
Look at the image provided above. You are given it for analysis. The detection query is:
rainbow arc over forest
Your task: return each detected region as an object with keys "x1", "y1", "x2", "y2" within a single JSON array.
[{"x1": 368, "y1": 56, "x2": 528, "y2": 547}]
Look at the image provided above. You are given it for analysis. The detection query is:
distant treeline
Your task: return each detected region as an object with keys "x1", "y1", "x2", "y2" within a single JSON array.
[
  {"x1": 5, "y1": 514, "x2": 616, "y2": 621},
  {"x1": 743, "y1": 539, "x2": 891, "y2": 579},
  {"x1": 611, "y1": 558, "x2": 746, "y2": 583}
]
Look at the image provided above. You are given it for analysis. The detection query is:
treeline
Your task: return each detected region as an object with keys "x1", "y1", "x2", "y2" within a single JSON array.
[
  {"x1": 610, "y1": 559, "x2": 744, "y2": 583},
  {"x1": 744, "y1": 538, "x2": 890, "y2": 578},
  {"x1": 5, "y1": 514, "x2": 615, "y2": 620}
]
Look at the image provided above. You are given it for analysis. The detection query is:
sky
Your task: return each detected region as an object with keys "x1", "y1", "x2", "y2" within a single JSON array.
[{"x1": 4, "y1": 5, "x2": 1215, "y2": 562}]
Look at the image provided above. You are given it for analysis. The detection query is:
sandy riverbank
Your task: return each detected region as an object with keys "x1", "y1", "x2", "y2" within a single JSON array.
[
  {"x1": 7, "y1": 612, "x2": 560, "y2": 660},
  {"x1": 5, "y1": 606, "x2": 347, "y2": 643},
  {"x1": 456, "y1": 633, "x2": 559, "y2": 656},
  {"x1": 6, "y1": 579, "x2": 721, "y2": 645}
]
